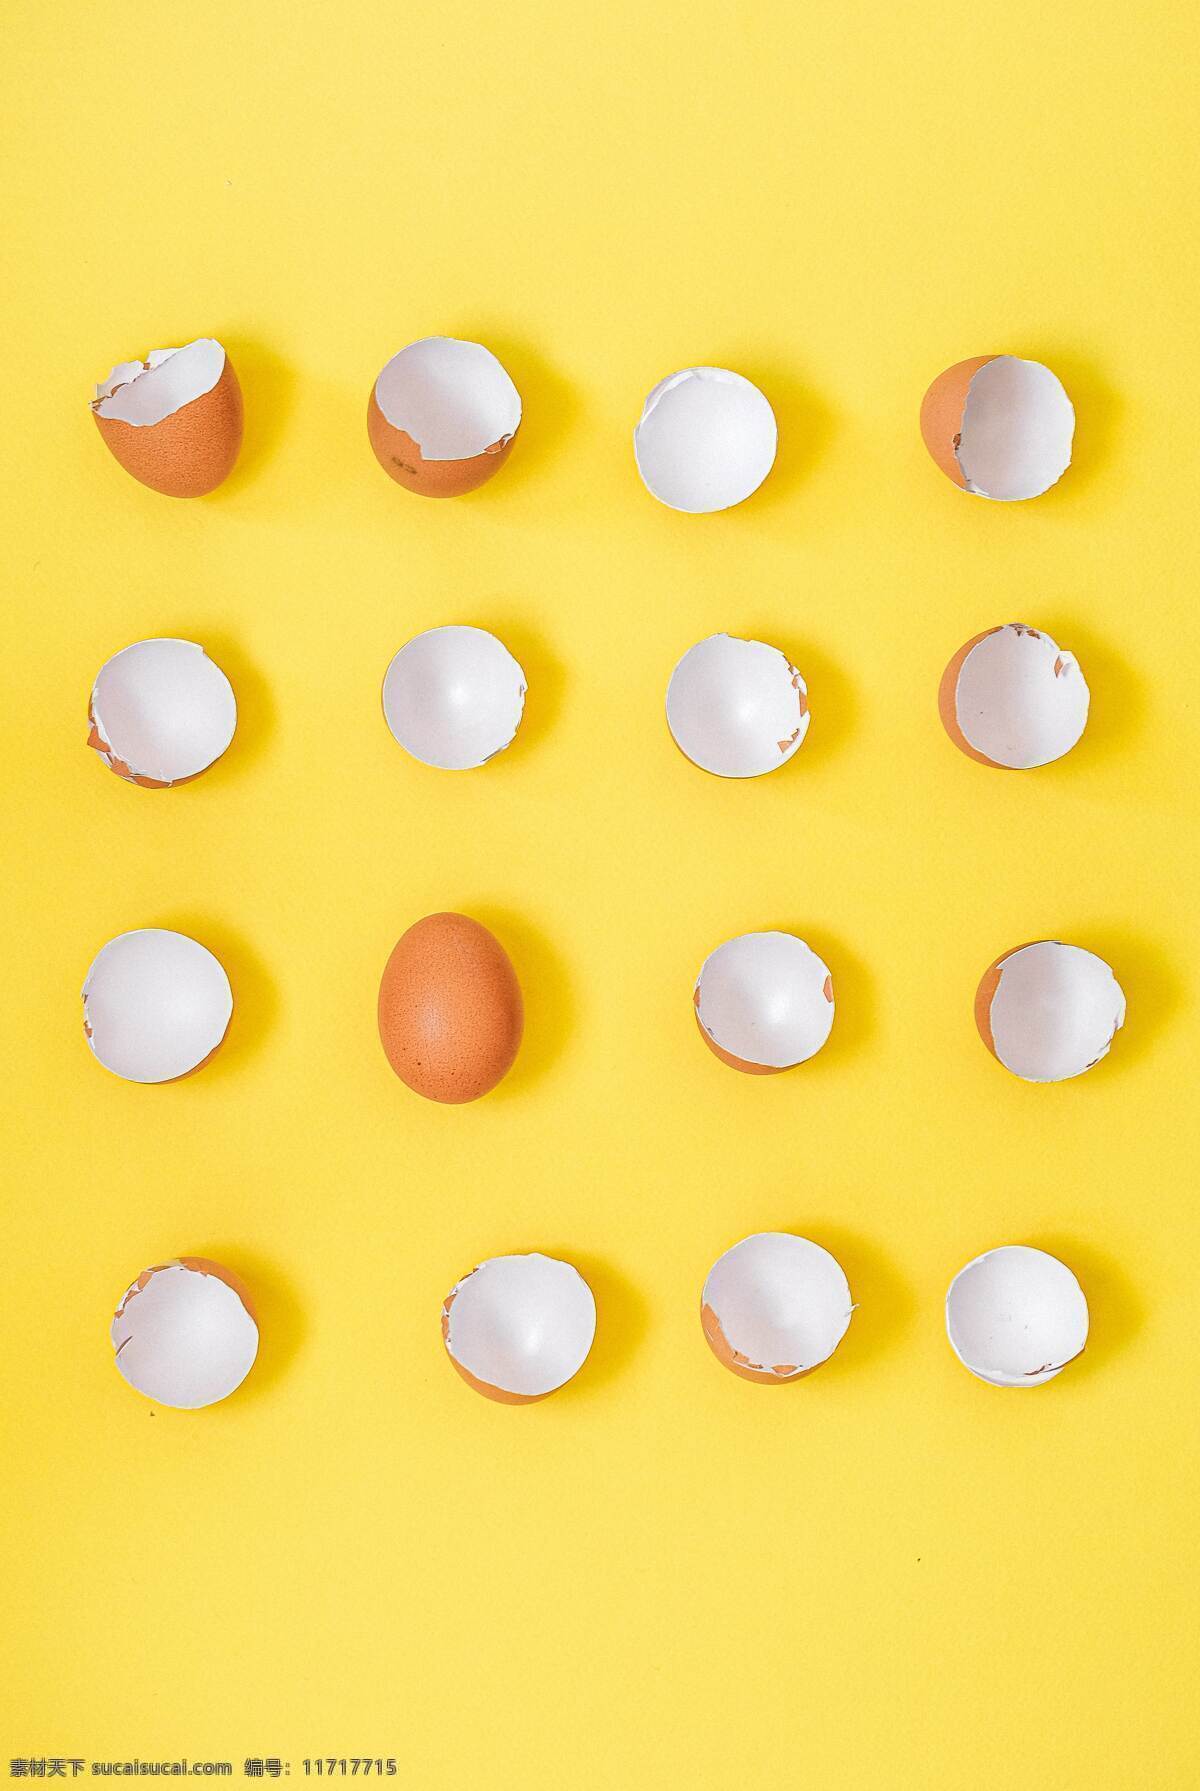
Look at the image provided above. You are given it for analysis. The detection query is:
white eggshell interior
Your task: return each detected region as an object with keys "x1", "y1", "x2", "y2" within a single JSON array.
[
  {"x1": 946, "y1": 1245, "x2": 1088, "y2": 1386},
  {"x1": 666, "y1": 634, "x2": 809, "y2": 778},
  {"x1": 83, "y1": 929, "x2": 233, "y2": 1084},
  {"x1": 374, "y1": 337, "x2": 521, "y2": 461},
  {"x1": 956, "y1": 357, "x2": 1074, "y2": 501},
  {"x1": 112, "y1": 1262, "x2": 258, "y2": 1409},
  {"x1": 91, "y1": 638, "x2": 237, "y2": 783},
  {"x1": 444, "y1": 1253, "x2": 596, "y2": 1398},
  {"x1": 704, "y1": 1232, "x2": 853, "y2": 1375},
  {"x1": 382, "y1": 626, "x2": 526, "y2": 770},
  {"x1": 696, "y1": 931, "x2": 834, "y2": 1069},
  {"x1": 988, "y1": 941, "x2": 1125, "y2": 1083},
  {"x1": 634, "y1": 367, "x2": 777, "y2": 513},
  {"x1": 952, "y1": 625, "x2": 1089, "y2": 768},
  {"x1": 94, "y1": 340, "x2": 226, "y2": 426}
]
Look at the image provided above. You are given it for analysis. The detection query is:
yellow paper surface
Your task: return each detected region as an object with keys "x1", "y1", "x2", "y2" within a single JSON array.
[{"x1": 1, "y1": 1, "x2": 1197, "y2": 1783}]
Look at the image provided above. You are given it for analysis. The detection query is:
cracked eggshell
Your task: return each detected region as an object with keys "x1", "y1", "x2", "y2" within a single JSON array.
[
  {"x1": 92, "y1": 339, "x2": 242, "y2": 497},
  {"x1": 88, "y1": 639, "x2": 237, "y2": 788},
  {"x1": 702, "y1": 1233, "x2": 853, "y2": 1383},
  {"x1": 441, "y1": 1252, "x2": 596, "y2": 1402},
  {"x1": 83, "y1": 929, "x2": 233, "y2": 1083},
  {"x1": 939, "y1": 624, "x2": 1089, "y2": 769},
  {"x1": 666, "y1": 634, "x2": 809, "y2": 778},
  {"x1": 975, "y1": 940, "x2": 1126, "y2": 1083},
  {"x1": 367, "y1": 337, "x2": 521, "y2": 497},
  {"x1": 946, "y1": 1245, "x2": 1088, "y2": 1387},
  {"x1": 378, "y1": 912, "x2": 523, "y2": 1102},
  {"x1": 634, "y1": 366, "x2": 776, "y2": 512},
  {"x1": 382, "y1": 626, "x2": 526, "y2": 770},
  {"x1": 920, "y1": 355, "x2": 1074, "y2": 500},
  {"x1": 695, "y1": 931, "x2": 833, "y2": 1073},
  {"x1": 111, "y1": 1257, "x2": 258, "y2": 1409}
]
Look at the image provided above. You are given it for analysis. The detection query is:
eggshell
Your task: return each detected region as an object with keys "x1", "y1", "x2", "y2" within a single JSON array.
[
  {"x1": 634, "y1": 366, "x2": 777, "y2": 512},
  {"x1": 946, "y1": 1245, "x2": 1088, "y2": 1386},
  {"x1": 701, "y1": 1233, "x2": 853, "y2": 1382},
  {"x1": 92, "y1": 339, "x2": 242, "y2": 497},
  {"x1": 666, "y1": 634, "x2": 809, "y2": 778},
  {"x1": 88, "y1": 638, "x2": 237, "y2": 788},
  {"x1": 382, "y1": 626, "x2": 526, "y2": 769},
  {"x1": 83, "y1": 928, "x2": 233, "y2": 1083},
  {"x1": 367, "y1": 337, "x2": 521, "y2": 497},
  {"x1": 939, "y1": 624, "x2": 1089, "y2": 769},
  {"x1": 378, "y1": 912, "x2": 523, "y2": 1102},
  {"x1": 111, "y1": 1256, "x2": 258, "y2": 1409},
  {"x1": 975, "y1": 940, "x2": 1126, "y2": 1083},
  {"x1": 920, "y1": 354, "x2": 1074, "y2": 500},
  {"x1": 694, "y1": 931, "x2": 834, "y2": 1073},
  {"x1": 441, "y1": 1253, "x2": 596, "y2": 1402}
]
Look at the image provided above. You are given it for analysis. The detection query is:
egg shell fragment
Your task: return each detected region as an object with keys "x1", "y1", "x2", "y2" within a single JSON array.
[
  {"x1": 975, "y1": 940, "x2": 1126, "y2": 1083},
  {"x1": 695, "y1": 932, "x2": 834, "y2": 1073},
  {"x1": 368, "y1": 337, "x2": 521, "y2": 497},
  {"x1": 378, "y1": 912, "x2": 523, "y2": 1102},
  {"x1": 920, "y1": 355, "x2": 1074, "y2": 500},
  {"x1": 83, "y1": 928, "x2": 233, "y2": 1084},
  {"x1": 666, "y1": 634, "x2": 809, "y2": 778},
  {"x1": 946, "y1": 1245, "x2": 1089, "y2": 1386},
  {"x1": 634, "y1": 366, "x2": 777, "y2": 512},
  {"x1": 702, "y1": 1233, "x2": 853, "y2": 1383},
  {"x1": 382, "y1": 626, "x2": 527, "y2": 770},
  {"x1": 92, "y1": 339, "x2": 242, "y2": 497},
  {"x1": 939, "y1": 624, "x2": 1089, "y2": 769},
  {"x1": 111, "y1": 1257, "x2": 259, "y2": 1409},
  {"x1": 442, "y1": 1253, "x2": 597, "y2": 1402},
  {"x1": 88, "y1": 638, "x2": 237, "y2": 788}
]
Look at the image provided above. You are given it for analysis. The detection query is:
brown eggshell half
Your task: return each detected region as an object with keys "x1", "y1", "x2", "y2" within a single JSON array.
[
  {"x1": 378, "y1": 912, "x2": 523, "y2": 1102},
  {"x1": 700, "y1": 1303, "x2": 814, "y2": 1383},
  {"x1": 440, "y1": 1289, "x2": 544, "y2": 1404},
  {"x1": 974, "y1": 942, "x2": 1041, "y2": 1060},
  {"x1": 919, "y1": 356, "x2": 995, "y2": 489},
  {"x1": 367, "y1": 391, "x2": 518, "y2": 498},
  {"x1": 93, "y1": 355, "x2": 243, "y2": 497},
  {"x1": 693, "y1": 994, "x2": 784, "y2": 1075},
  {"x1": 937, "y1": 626, "x2": 1007, "y2": 767}
]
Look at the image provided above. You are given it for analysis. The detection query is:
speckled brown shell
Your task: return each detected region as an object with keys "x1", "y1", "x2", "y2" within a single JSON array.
[
  {"x1": 919, "y1": 355, "x2": 995, "y2": 489},
  {"x1": 367, "y1": 389, "x2": 518, "y2": 497},
  {"x1": 93, "y1": 355, "x2": 243, "y2": 497},
  {"x1": 378, "y1": 912, "x2": 523, "y2": 1102}
]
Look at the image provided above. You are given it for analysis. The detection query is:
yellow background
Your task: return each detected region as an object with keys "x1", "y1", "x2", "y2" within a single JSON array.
[{"x1": 2, "y1": 1, "x2": 1197, "y2": 1783}]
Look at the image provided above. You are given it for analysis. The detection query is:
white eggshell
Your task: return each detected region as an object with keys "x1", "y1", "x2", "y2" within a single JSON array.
[
  {"x1": 375, "y1": 337, "x2": 521, "y2": 461},
  {"x1": 94, "y1": 340, "x2": 226, "y2": 425},
  {"x1": 958, "y1": 357, "x2": 1075, "y2": 500},
  {"x1": 941, "y1": 625, "x2": 1089, "y2": 769},
  {"x1": 83, "y1": 929, "x2": 233, "y2": 1083},
  {"x1": 382, "y1": 626, "x2": 527, "y2": 770},
  {"x1": 89, "y1": 638, "x2": 237, "y2": 786},
  {"x1": 442, "y1": 1253, "x2": 596, "y2": 1401},
  {"x1": 634, "y1": 367, "x2": 777, "y2": 512},
  {"x1": 666, "y1": 634, "x2": 809, "y2": 778},
  {"x1": 111, "y1": 1258, "x2": 259, "y2": 1409},
  {"x1": 702, "y1": 1233, "x2": 853, "y2": 1381},
  {"x1": 977, "y1": 940, "x2": 1125, "y2": 1083},
  {"x1": 695, "y1": 931, "x2": 834, "y2": 1071},
  {"x1": 946, "y1": 1245, "x2": 1089, "y2": 1386}
]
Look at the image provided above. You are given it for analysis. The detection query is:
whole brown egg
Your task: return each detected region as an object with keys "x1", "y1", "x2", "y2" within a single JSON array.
[{"x1": 378, "y1": 913, "x2": 523, "y2": 1102}]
